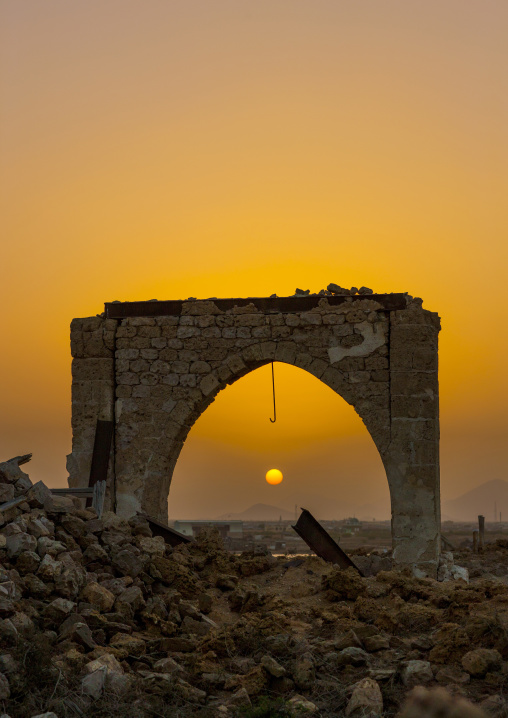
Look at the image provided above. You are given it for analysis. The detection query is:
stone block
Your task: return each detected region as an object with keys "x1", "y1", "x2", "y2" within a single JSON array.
[{"x1": 200, "y1": 373, "x2": 220, "y2": 397}]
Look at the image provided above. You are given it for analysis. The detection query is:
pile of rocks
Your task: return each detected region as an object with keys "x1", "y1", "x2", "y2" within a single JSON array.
[
  {"x1": 2, "y1": 459, "x2": 508, "y2": 717},
  {"x1": 293, "y1": 284, "x2": 375, "y2": 297}
]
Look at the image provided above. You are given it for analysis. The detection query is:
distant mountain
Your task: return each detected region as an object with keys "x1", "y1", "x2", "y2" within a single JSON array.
[
  {"x1": 443, "y1": 479, "x2": 508, "y2": 522},
  {"x1": 217, "y1": 503, "x2": 296, "y2": 521}
]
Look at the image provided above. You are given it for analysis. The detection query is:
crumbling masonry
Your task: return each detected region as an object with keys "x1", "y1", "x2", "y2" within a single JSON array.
[{"x1": 68, "y1": 292, "x2": 441, "y2": 575}]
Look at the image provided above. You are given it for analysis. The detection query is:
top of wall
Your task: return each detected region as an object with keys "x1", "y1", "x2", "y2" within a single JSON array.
[{"x1": 105, "y1": 294, "x2": 408, "y2": 318}]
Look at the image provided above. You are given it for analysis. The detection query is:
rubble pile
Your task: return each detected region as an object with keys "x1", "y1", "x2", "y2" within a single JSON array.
[{"x1": 2, "y1": 463, "x2": 508, "y2": 716}]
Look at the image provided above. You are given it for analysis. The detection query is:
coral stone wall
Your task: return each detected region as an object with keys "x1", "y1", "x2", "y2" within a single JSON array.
[{"x1": 69, "y1": 294, "x2": 441, "y2": 575}]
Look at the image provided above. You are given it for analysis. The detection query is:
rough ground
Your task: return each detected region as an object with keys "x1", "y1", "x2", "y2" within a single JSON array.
[{"x1": 2, "y1": 461, "x2": 508, "y2": 717}]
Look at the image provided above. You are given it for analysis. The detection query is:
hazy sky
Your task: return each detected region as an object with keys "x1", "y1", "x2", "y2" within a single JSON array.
[{"x1": 1, "y1": 1, "x2": 507, "y2": 519}]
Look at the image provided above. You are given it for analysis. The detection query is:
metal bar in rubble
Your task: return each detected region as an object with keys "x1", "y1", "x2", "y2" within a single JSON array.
[
  {"x1": 292, "y1": 508, "x2": 364, "y2": 575},
  {"x1": 86, "y1": 419, "x2": 114, "y2": 507},
  {"x1": 51, "y1": 481, "x2": 107, "y2": 518},
  {"x1": 478, "y1": 514, "x2": 485, "y2": 551},
  {"x1": 138, "y1": 513, "x2": 192, "y2": 547}
]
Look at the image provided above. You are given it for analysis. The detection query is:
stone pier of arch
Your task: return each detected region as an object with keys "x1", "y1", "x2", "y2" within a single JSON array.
[{"x1": 68, "y1": 291, "x2": 441, "y2": 576}]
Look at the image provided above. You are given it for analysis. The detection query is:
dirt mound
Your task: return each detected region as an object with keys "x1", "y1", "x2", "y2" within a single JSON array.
[{"x1": 2, "y1": 463, "x2": 508, "y2": 717}]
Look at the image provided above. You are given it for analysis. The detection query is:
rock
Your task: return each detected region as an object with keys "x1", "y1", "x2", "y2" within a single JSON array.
[
  {"x1": 239, "y1": 666, "x2": 267, "y2": 696},
  {"x1": 42, "y1": 597, "x2": 76, "y2": 626},
  {"x1": 216, "y1": 575, "x2": 237, "y2": 591},
  {"x1": 26, "y1": 517, "x2": 52, "y2": 538},
  {"x1": 54, "y1": 563, "x2": 86, "y2": 599},
  {"x1": 451, "y1": 565, "x2": 469, "y2": 583},
  {"x1": 37, "y1": 537, "x2": 66, "y2": 558},
  {"x1": 138, "y1": 535, "x2": 165, "y2": 556},
  {"x1": 228, "y1": 687, "x2": 251, "y2": 707},
  {"x1": 80, "y1": 582, "x2": 115, "y2": 612},
  {"x1": 23, "y1": 574, "x2": 49, "y2": 598},
  {"x1": 109, "y1": 632, "x2": 146, "y2": 657},
  {"x1": 323, "y1": 566, "x2": 364, "y2": 600},
  {"x1": 363, "y1": 634, "x2": 390, "y2": 652},
  {"x1": 462, "y1": 649, "x2": 503, "y2": 678},
  {"x1": 0, "y1": 672, "x2": 10, "y2": 700},
  {"x1": 401, "y1": 660, "x2": 434, "y2": 687},
  {"x1": 0, "y1": 454, "x2": 32, "y2": 484},
  {"x1": 435, "y1": 665, "x2": 470, "y2": 685},
  {"x1": 115, "y1": 585, "x2": 145, "y2": 614},
  {"x1": 345, "y1": 677, "x2": 383, "y2": 716},
  {"x1": 10, "y1": 612, "x2": 34, "y2": 634},
  {"x1": 399, "y1": 686, "x2": 487, "y2": 718},
  {"x1": 261, "y1": 655, "x2": 286, "y2": 677},
  {"x1": 153, "y1": 656, "x2": 182, "y2": 674},
  {"x1": 359, "y1": 287, "x2": 374, "y2": 295},
  {"x1": 327, "y1": 283, "x2": 348, "y2": 294},
  {"x1": 37, "y1": 553, "x2": 62, "y2": 580},
  {"x1": 85, "y1": 652, "x2": 124, "y2": 675},
  {"x1": 6, "y1": 532, "x2": 37, "y2": 558},
  {"x1": 15, "y1": 550, "x2": 41, "y2": 574},
  {"x1": 82, "y1": 543, "x2": 108, "y2": 563},
  {"x1": 110, "y1": 546, "x2": 144, "y2": 577},
  {"x1": 0, "y1": 653, "x2": 18, "y2": 674},
  {"x1": 288, "y1": 694, "x2": 318, "y2": 714},
  {"x1": 81, "y1": 667, "x2": 106, "y2": 699},
  {"x1": 429, "y1": 623, "x2": 470, "y2": 664},
  {"x1": 0, "y1": 485, "x2": 14, "y2": 503},
  {"x1": 334, "y1": 630, "x2": 363, "y2": 650},
  {"x1": 198, "y1": 592, "x2": 213, "y2": 614},
  {"x1": 60, "y1": 514, "x2": 87, "y2": 538},
  {"x1": 60, "y1": 621, "x2": 96, "y2": 650},
  {"x1": 31, "y1": 713, "x2": 59, "y2": 718},
  {"x1": 138, "y1": 671, "x2": 173, "y2": 695},
  {"x1": 0, "y1": 619, "x2": 18, "y2": 644},
  {"x1": 338, "y1": 647, "x2": 370, "y2": 667},
  {"x1": 182, "y1": 615, "x2": 210, "y2": 636},
  {"x1": 293, "y1": 654, "x2": 315, "y2": 689},
  {"x1": 369, "y1": 668, "x2": 396, "y2": 681},
  {"x1": 25, "y1": 481, "x2": 53, "y2": 510}
]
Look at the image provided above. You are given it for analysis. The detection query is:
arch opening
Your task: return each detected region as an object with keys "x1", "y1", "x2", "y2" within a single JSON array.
[{"x1": 168, "y1": 362, "x2": 390, "y2": 526}]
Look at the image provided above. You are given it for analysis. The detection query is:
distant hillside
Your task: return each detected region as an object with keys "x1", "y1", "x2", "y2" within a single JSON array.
[
  {"x1": 217, "y1": 503, "x2": 295, "y2": 521},
  {"x1": 443, "y1": 479, "x2": 508, "y2": 522}
]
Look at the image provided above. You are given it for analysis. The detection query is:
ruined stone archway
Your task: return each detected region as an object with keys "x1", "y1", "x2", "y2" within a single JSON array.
[{"x1": 68, "y1": 291, "x2": 441, "y2": 574}]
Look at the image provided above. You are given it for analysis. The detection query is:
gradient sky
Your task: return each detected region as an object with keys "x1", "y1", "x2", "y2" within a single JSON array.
[{"x1": 1, "y1": 1, "x2": 507, "y2": 519}]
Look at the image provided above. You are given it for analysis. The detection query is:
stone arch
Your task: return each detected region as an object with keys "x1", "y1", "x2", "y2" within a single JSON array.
[
  {"x1": 69, "y1": 292, "x2": 441, "y2": 574},
  {"x1": 150, "y1": 354, "x2": 390, "y2": 520}
]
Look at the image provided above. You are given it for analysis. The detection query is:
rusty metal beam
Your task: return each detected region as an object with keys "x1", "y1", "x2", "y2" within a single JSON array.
[
  {"x1": 86, "y1": 420, "x2": 114, "y2": 508},
  {"x1": 105, "y1": 293, "x2": 406, "y2": 319},
  {"x1": 292, "y1": 508, "x2": 364, "y2": 575},
  {"x1": 139, "y1": 513, "x2": 192, "y2": 547}
]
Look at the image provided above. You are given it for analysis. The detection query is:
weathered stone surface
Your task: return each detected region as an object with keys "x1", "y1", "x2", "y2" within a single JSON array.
[
  {"x1": 401, "y1": 660, "x2": 434, "y2": 687},
  {"x1": 261, "y1": 654, "x2": 286, "y2": 677},
  {"x1": 81, "y1": 582, "x2": 115, "y2": 612},
  {"x1": 345, "y1": 677, "x2": 383, "y2": 716},
  {"x1": 6, "y1": 531, "x2": 37, "y2": 557},
  {"x1": 0, "y1": 671, "x2": 10, "y2": 700},
  {"x1": 462, "y1": 649, "x2": 503, "y2": 677}
]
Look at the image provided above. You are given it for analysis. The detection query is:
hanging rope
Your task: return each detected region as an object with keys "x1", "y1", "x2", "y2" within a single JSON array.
[{"x1": 269, "y1": 361, "x2": 276, "y2": 423}]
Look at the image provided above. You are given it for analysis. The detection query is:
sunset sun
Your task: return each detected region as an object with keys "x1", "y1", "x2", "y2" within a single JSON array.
[{"x1": 265, "y1": 469, "x2": 283, "y2": 485}]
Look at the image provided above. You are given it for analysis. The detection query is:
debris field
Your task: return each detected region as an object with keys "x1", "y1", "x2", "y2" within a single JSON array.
[{"x1": 2, "y1": 460, "x2": 508, "y2": 717}]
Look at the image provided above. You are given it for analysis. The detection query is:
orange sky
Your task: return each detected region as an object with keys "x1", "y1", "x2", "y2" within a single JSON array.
[{"x1": 1, "y1": 1, "x2": 507, "y2": 519}]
